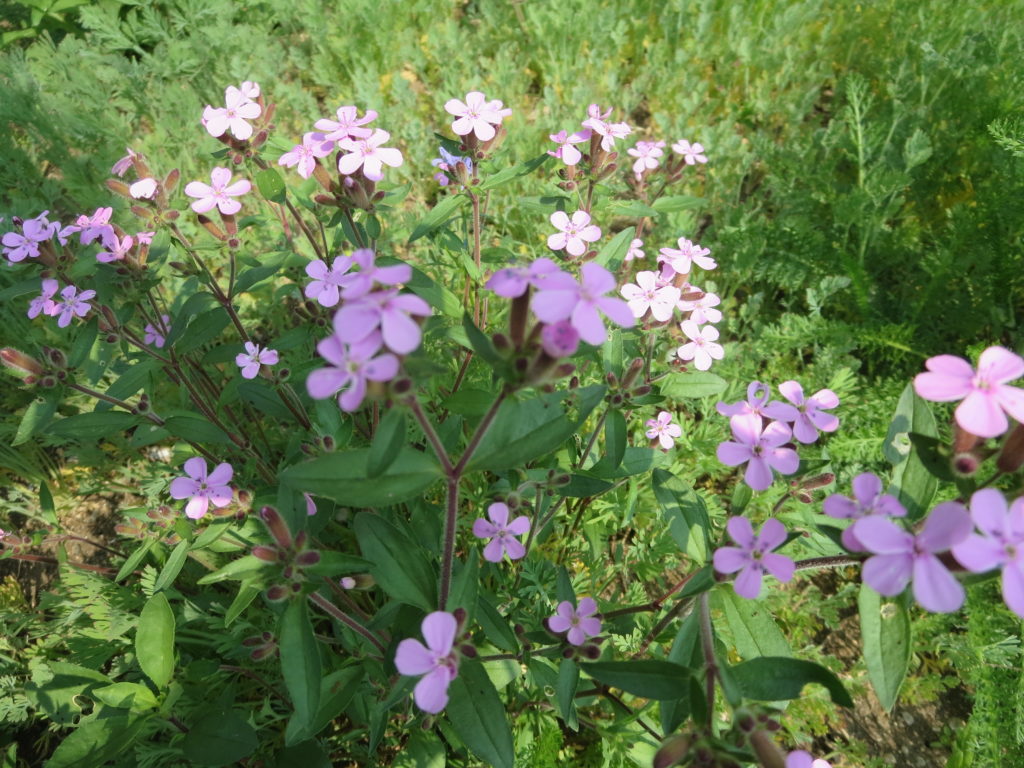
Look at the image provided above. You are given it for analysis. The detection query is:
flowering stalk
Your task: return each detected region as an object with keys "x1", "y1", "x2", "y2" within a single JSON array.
[
  {"x1": 307, "y1": 590, "x2": 386, "y2": 656},
  {"x1": 698, "y1": 592, "x2": 717, "y2": 728}
]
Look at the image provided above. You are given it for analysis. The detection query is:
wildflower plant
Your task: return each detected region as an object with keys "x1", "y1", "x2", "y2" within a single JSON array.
[{"x1": 2, "y1": 75, "x2": 1023, "y2": 768}]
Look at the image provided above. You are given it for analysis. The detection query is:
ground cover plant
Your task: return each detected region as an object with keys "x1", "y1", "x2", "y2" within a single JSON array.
[{"x1": 1, "y1": 1, "x2": 1024, "y2": 766}]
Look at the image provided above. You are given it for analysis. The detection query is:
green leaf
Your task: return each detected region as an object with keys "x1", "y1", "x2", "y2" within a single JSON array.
[
  {"x1": 136, "y1": 592, "x2": 175, "y2": 689},
  {"x1": 594, "y1": 226, "x2": 635, "y2": 273},
  {"x1": 556, "y1": 660, "x2": 579, "y2": 730},
  {"x1": 461, "y1": 312, "x2": 502, "y2": 367},
  {"x1": 859, "y1": 584, "x2": 911, "y2": 711},
  {"x1": 281, "y1": 448, "x2": 442, "y2": 507},
  {"x1": 153, "y1": 539, "x2": 190, "y2": 592},
  {"x1": 652, "y1": 195, "x2": 704, "y2": 213},
  {"x1": 367, "y1": 409, "x2": 407, "y2": 479},
  {"x1": 279, "y1": 599, "x2": 321, "y2": 734},
  {"x1": 24, "y1": 662, "x2": 111, "y2": 726},
  {"x1": 95, "y1": 360, "x2": 158, "y2": 411},
  {"x1": 604, "y1": 409, "x2": 627, "y2": 470},
  {"x1": 46, "y1": 715, "x2": 150, "y2": 768},
  {"x1": 255, "y1": 167, "x2": 287, "y2": 203},
  {"x1": 13, "y1": 393, "x2": 59, "y2": 445},
  {"x1": 884, "y1": 383, "x2": 939, "y2": 520},
  {"x1": 162, "y1": 413, "x2": 235, "y2": 446},
  {"x1": 273, "y1": 740, "x2": 332, "y2": 768},
  {"x1": 182, "y1": 706, "x2": 258, "y2": 765},
  {"x1": 729, "y1": 657, "x2": 853, "y2": 707},
  {"x1": 353, "y1": 512, "x2": 437, "y2": 610},
  {"x1": 175, "y1": 307, "x2": 231, "y2": 354},
  {"x1": 48, "y1": 411, "x2": 141, "y2": 440},
  {"x1": 67, "y1": 316, "x2": 99, "y2": 368},
  {"x1": 446, "y1": 662, "x2": 514, "y2": 768},
  {"x1": 582, "y1": 660, "x2": 692, "y2": 700},
  {"x1": 447, "y1": 556, "x2": 479, "y2": 616},
  {"x1": 165, "y1": 292, "x2": 218, "y2": 348},
  {"x1": 588, "y1": 446, "x2": 667, "y2": 479},
  {"x1": 713, "y1": 588, "x2": 792, "y2": 660},
  {"x1": 225, "y1": 581, "x2": 261, "y2": 627},
  {"x1": 196, "y1": 554, "x2": 266, "y2": 585},
  {"x1": 388, "y1": 259, "x2": 462, "y2": 318},
  {"x1": 408, "y1": 193, "x2": 468, "y2": 243},
  {"x1": 234, "y1": 263, "x2": 284, "y2": 294},
  {"x1": 478, "y1": 153, "x2": 550, "y2": 191},
  {"x1": 92, "y1": 682, "x2": 158, "y2": 712},
  {"x1": 652, "y1": 469, "x2": 710, "y2": 562},
  {"x1": 661, "y1": 610, "x2": 701, "y2": 733},
  {"x1": 468, "y1": 385, "x2": 605, "y2": 471},
  {"x1": 661, "y1": 372, "x2": 728, "y2": 399},
  {"x1": 608, "y1": 199, "x2": 660, "y2": 217},
  {"x1": 476, "y1": 594, "x2": 518, "y2": 651},
  {"x1": 284, "y1": 666, "x2": 362, "y2": 745}
]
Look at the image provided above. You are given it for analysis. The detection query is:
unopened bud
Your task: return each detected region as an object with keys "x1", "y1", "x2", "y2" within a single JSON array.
[
  {"x1": 492, "y1": 332, "x2": 511, "y2": 351},
  {"x1": 314, "y1": 194, "x2": 338, "y2": 206},
  {"x1": 105, "y1": 179, "x2": 131, "y2": 198},
  {"x1": 653, "y1": 734, "x2": 692, "y2": 768},
  {"x1": 39, "y1": 375, "x2": 57, "y2": 388},
  {"x1": 452, "y1": 607, "x2": 467, "y2": 629},
  {"x1": 295, "y1": 549, "x2": 321, "y2": 568},
  {"x1": 197, "y1": 215, "x2": 226, "y2": 241},
  {"x1": 953, "y1": 423, "x2": 980, "y2": 454},
  {"x1": 998, "y1": 423, "x2": 1024, "y2": 473},
  {"x1": 265, "y1": 584, "x2": 289, "y2": 602},
  {"x1": 163, "y1": 168, "x2": 180, "y2": 192},
  {"x1": 391, "y1": 376, "x2": 412, "y2": 395},
  {"x1": 952, "y1": 452, "x2": 980, "y2": 477},
  {"x1": 606, "y1": 371, "x2": 619, "y2": 387},
  {"x1": 259, "y1": 506, "x2": 293, "y2": 549},
  {"x1": 459, "y1": 643, "x2": 477, "y2": 658},
  {"x1": 747, "y1": 731, "x2": 786, "y2": 768},
  {"x1": 321, "y1": 435, "x2": 336, "y2": 452},
  {"x1": 580, "y1": 643, "x2": 601, "y2": 659},
  {"x1": 622, "y1": 357, "x2": 644, "y2": 387},
  {"x1": 631, "y1": 385, "x2": 652, "y2": 397},
  {"x1": 1, "y1": 348, "x2": 43, "y2": 376},
  {"x1": 163, "y1": 209, "x2": 181, "y2": 221},
  {"x1": 252, "y1": 546, "x2": 280, "y2": 563},
  {"x1": 252, "y1": 129, "x2": 269, "y2": 148},
  {"x1": 130, "y1": 205, "x2": 155, "y2": 220},
  {"x1": 800, "y1": 472, "x2": 835, "y2": 490}
]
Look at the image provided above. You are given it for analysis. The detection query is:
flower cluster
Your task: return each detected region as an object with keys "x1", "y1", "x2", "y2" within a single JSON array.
[
  {"x1": 2, "y1": 211, "x2": 59, "y2": 262},
  {"x1": 430, "y1": 145, "x2": 472, "y2": 187},
  {"x1": 305, "y1": 249, "x2": 427, "y2": 412}
]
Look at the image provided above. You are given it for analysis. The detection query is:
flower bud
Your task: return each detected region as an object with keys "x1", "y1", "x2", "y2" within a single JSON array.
[
  {"x1": 39, "y1": 375, "x2": 57, "y2": 388},
  {"x1": 459, "y1": 643, "x2": 477, "y2": 658},
  {"x1": 252, "y1": 545, "x2": 280, "y2": 562},
  {"x1": 1, "y1": 348, "x2": 43, "y2": 377},
  {"x1": 631, "y1": 384, "x2": 652, "y2": 398},
  {"x1": 265, "y1": 584, "x2": 290, "y2": 602},
  {"x1": 259, "y1": 506, "x2": 293, "y2": 549},
  {"x1": 580, "y1": 643, "x2": 601, "y2": 659},
  {"x1": 653, "y1": 734, "x2": 692, "y2": 768},
  {"x1": 800, "y1": 472, "x2": 835, "y2": 490},
  {"x1": 747, "y1": 731, "x2": 786, "y2": 768},
  {"x1": 997, "y1": 422, "x2": 1024, "y2": 473},
  {"x1": 130, "y1": 205, "x2": 155, "y2": 220},
  {"x1": 163, "y1": 209, "x2": 181, "y2": 221},
  {"x1": 106, "y1": 179, "x2": 131, "y2": 198},
  {"x1": 295, "y1": 549, "x2": 321, "y2": 568},
  {"x1": 952, "y1": 452, "x2": 980, "y2": 477},
  {"x1": 953, "y1": 423, "x2": 980, "y2": 454}
]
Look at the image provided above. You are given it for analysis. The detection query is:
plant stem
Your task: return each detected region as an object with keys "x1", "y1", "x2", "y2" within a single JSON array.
[
  {"x1": 439, "y1": 477, "x2": 460, "y2": 609},
  {"x1": 698, "y1": 592, "x2": 717, "y2": 728},
  {"x1": 308, "y1": 591, "x2": 386, "y2": 655},
  {"x1": 406, "y1": 397, "x2": 454, "y2": 475}
]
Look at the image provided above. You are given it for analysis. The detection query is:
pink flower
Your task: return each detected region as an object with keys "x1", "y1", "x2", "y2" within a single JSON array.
[
  {"x1": 71, "y1": 207, "x2": 114, "y2": 245},
  {"x1": 431, "y1": 146, "x2": 472, "y2": 186},
  {"x1": 278, "y1": 132, "x2": 334, "y2": 179},
  {"x1": 314, "y1": 105, "x2": 377, "y2": 141},
  {"x1": 952, "y1": 489, "x2": 1024, "y2": 617},
  {"x1": 854, "y1": 501, "x2": 971, "y2": 613},
  {"x1": 2, "y1": 213, "x2": 54, "y2": 262},
  {"x1": 659, "y1": 237, "x2": 717, "y2": 275},
  {"x1": 763, "y1": 381, "x2": 840, "y2": 444},
  {"x1": 54, "y1": 286, "x2": 95, "y2": 328},
  {"x1": 144, "y1": 315, "x2": 170, "y2": 348},
  {"x1": 620, "y1": 270, "x2": 681, "y2": 322},
  {"x1": 303, "y1": 492, "x2": 317, "y2": 516},
  {"x1": 913, "y1": 346, "x2": 1024, "y2": 438},
  {"x1": 236, "y1": 342, "x2": 279, "y2": 379},
  {"x1": 306, "y1": 332, "x2": 400, "y2": 412},
  {"x1": 129, "y1": 178, "x2": 158, "y2": 200},
  {"x1": 444, "y1": 91, "x2": 511, "y2": 141},
  {"x1": 625, "y1": 238, "x2": 645, "y2": 261},
  {"x1": 786, "y1": 750, "x2": 831, "y2": 768},
  {"x1": 472, "y1": 502, "x2": 530, "y2": 562},
  {"x1": 203, "y1": 85, "x2": 261, "y2": 140},
  {"x1": 96, "y1": 232, "x2": 134, "y2": 263},
  {"x1": 337, "y1": 129, "x2": 403, "y2": 181},
  {"x1": 548, "y1": 130, "x2": 588, "y2": 166},
  {"x1": 548, "y1": 598, "x2": 601, "y2": 646},
  {"x1": 716, "y1": 381, "x2": 773, "y2": 419},
  {"x1": 136, "y1": 231, "x2": 155, "y2": 245},
  {"x1": 713, "y1": 517, "x2": 795, "y2": 599},
  {"x1": 169, "y1": 457, "x2": 234, "y2": 520},
  {"x1": 547, "y1": 210, "x2": 602, "y2": 257},
  {"x1": 627, "y1": 140, "x2": 666, "y2": 178},
  {"x1": 716, "y1": 414, "x2": 799, "y2": 491},
  {"x1": 823, "y1": 473, "x2": 906, "y2": 551},
  {"x1": 394, "y1": 611, "x2": 461, "y2": 714},
  {"x1": 541, "y1": 321, "x2": 581, "y2": 358},
  {"x1": 28, "y1": 279, "x2": 59, "y2": 320},
  {"x1": 677, "y1": 320, "x2": 724, "y2": 371},
  {"x1": 238, "y1": 81, "x2": 260, "y2": 101},
  {"x1": 677, "y1": 289, "x2": 722, "y2": 325},
  {"x1": 304, "y1": 255, "x2": 354, "y2": 308},
  {"x1": 532, "y1": 262, "x2": 635, "y2": 346},
  {"x1": 581, "y1": 105, "x2": 631, "y2": 151},
  {"x1": 646, "y1": 411, "x2": 682, "y2": 449},
  {"x1": 672, "y1": 139, "x2": 707, "y2": 165},
  {"x1": 485, "y1": 258, "x2": 572, "y2": 299},
  {"x1": 337, "y1": 248, "x2": 412, "y2": 301},
  {"x1": 111, "y1": 147, "x2": 138, "y2": 177},
  {"x1": 184, "y1": 167, "x2": 252, "y2": 215},
  {"x1": 334, "y1": 289, "x2": 431, "y2": 355}
]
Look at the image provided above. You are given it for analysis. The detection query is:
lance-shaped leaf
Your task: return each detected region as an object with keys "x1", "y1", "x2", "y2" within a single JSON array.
[
  {"x1": 445, "y1": 662, "x2": 514, "y2": 768},
  {"x1": 859, "y1": 584, "x2": 911, "y2": 711},
  {"x1": 729, "y1": 657, "x2": 854, "y2": 707},
  {"x1": 281, "y1": 448, "x2": 442, "y2": 507},
  {"x1": 582, "y1": 660, "x2": 692, "y2": 700},
  {"x1": 136, "y1": 592, "x2": 175, "y2": 689}
]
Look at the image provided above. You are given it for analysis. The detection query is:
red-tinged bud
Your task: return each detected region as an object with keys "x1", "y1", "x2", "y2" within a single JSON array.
[
  {"x1": 1, "y1": 348, "x2": 43, "y2": 376},
  {"x1": 459, "y1": 643, "x2": 477, "y2": 658},
  {"x1": 104, "y1": 333, "x2": 119, "y2": 344},
  {"x1": 562, "y1": 646, "x2": 575, "y2": 659},
  {"x1": 252, "y1": 545, "x2": 280, "y2": 562},
  {"x1": 555, "y1": 363, "x2": 576, "y2": 378},
  {"x1": 800, "y1": 472, "x2": 835, "y2": 490},
  {"x1": 130, "y1": 205, "x2": 155, "y2": 220},
  {"x1": 39, "y1": 375, "x2": 57, "y2": 388},
  {"x1": 196, "y1": 215, "x2": 226, "y2": 241},
  {"x1": 313, "y1": 193, "x2": 338, "y2": 206},
  {"x1": 631, "y1": 385, "x2": 652, "y2": 398},
  {"x1": 952, "y1": 452, "x2": 980, "y2": 477},
  {"x1": 621, "y1": 357, "x2": 644, "y2": 388},
  {"x1": 510, "y1": 292, "x2": 530, "y2": 348},
  {"x1": 454, "y1": 160, "x2": 472, "y2": 187},
  {"x1": 391, "y1": 377, "x2": 412, "y2": 396},
  {"x1": 681, "y1": 289, "x2": 705, "y2": 302},
  {"x1": 796, "y1": 490, "x2": 813, "y2": 503},
  {"x1": 452, "y1": 607, "x2": 467, "y2": 631},
  {"x1": 997, "y1": 423, "x2": 1024, "y2": 473},
  {"x1": 228, "y1": 237, "x2": 241, "y2": 250},
  {"x1": 580, "y1": 643, "x2": 601, "y2": 659},
  {"x1": 223, "y1": 215, "x2": 238, "y2": 237},
  {"x1": 262, "y1": 102, "x2": 276, "y2": 124},
  {"x1": 163, "y1": 209, "x2": 180, "y2": 221},
  {"x1": 293, "y1": 530, "x2": 308, "y2": 551},
  {"x1": 161, "y1": 168, "x2": 179, "y2": 193},
  {"x1": 605, "y1": 371, "x2": 619, "y2": 387},
  {"x1": 491, "y1": 332, "x2": 511, "y2": 352},
  {"x1": 265, "y1": 584, "x2": 289, "y2": 602},
  {"x1": 251, "y1": 129, "x2": 269, "y2": 149},
  {"x1": 552, "y1": 473, "x2": 571, "y2": 487},
  {"x1": 290, "y1": 581, "x2": 302, "y2": 594},
  {"x1": 320, "y1": 435, "x2": 335, "y2": 452},
  {"x1": 295, "y1": 549, "x2": 321, "y2": 568},
  {"x1": 106, "y1": 179, "x2": 131, "y2": 198},
  {"x1": 259, "y1": 506, "x2": 293, "y2": 549},
  {"x1": 653, "y1": 734, "x2": 692, "y2": 768},
  {"x1": 250, "y1": 644, "x2": 278, "y2": 662},
  {"x1": 748, "y1": 731, "x2": 786, "y2": 768},
  {"x1": 231, "y1": 153, "x2": 244, "y2": 165},
  {"x1": 598, "y1": 163, "x2": 619, "y2": 181},
  {"x1": 953, "y1": 423, "x2": 980, "y2": 453}
]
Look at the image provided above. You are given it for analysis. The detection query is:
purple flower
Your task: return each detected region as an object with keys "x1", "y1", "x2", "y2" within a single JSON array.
[
  {"x1": 952, "y1": 489, "x2": 1024, "y2": 617},
  {"x1": 620, "y1": 271, "x2": 681, "y2": 322},
  {"x1": 676, "y1": 320, "x2": 723, "y2": 371},
  {"x1": 28, "y1": 279, "x2": 59, "y2": 320},
  {"x1": 303, "y1": 492, "x2": 317, "y2": 516},
  {"x1": 70, "y1": 207, "x2": 114, "y2": 245},
  {"x1": 581, "y1": 104, "x2": 631, "y2": 151},
  {"x1": 394, "y1": 611, "x2": 461, "y2": 714},
  {"x1": 658, "y1": 237, "x2": 716, "y2": 275},
  {"x1": 314, "y1": 105, "x2": 377, "y2": 141},
  {"x1": 548, "y1": 598, "x2": 602, "y2": 646},
  {"x1": 96, "y1": 232, "x2": 134, "y2": 263},
  {"x1": 625, "y1": 238, "x2": 645, "y2": 261},
  {"x1": 485, "y1": 258, "x2": 572, "y2": 299},
  {"x1": 677, "y1": 289, "x2": 722, "y2": 325},
  {"x1": 334, "y1": 289, "x2": 430, "y2": 355},
  {"x1": 111, "y1": 147, "x2": 138, "y2": 177},
  {"x1": 547, "y1": 210, "x2": 601, "y2": 257},
  {"x1": 203, "y1": 84, "x2": 261, "y2": 140},
  {"x1": 129, "y1": 178, "x2": 158, "y2": 200},
  {"x1": 540, "y1": 321, "x2": 580, "y2": 358},
  {"x1": 716, "y1": 381, "x2": 773, "y2": 419},
  {"x1": 169, "y1": 457, "x2": 234, "y2": 520},
  {"x1": 53, "y1": 286, "x2": 96, "y2": 328},
  {"x1": 713, "y1": 517, "x2": 795, "y2": 599},
  {"x1": 444, "y1": 91, "x2": 511, "y2": 141},
  {"x1": 548, "y1": 130, "x2": 588, "y2": 166},
  {"x1": 236, "y1": 342, "x2": 279, "y2": 379},
  {"x1": 306, "y1": 331, "x2": 399, "y2": 412},
  {"x1": 716, "y1": 414, "x2": 799, "y2": 491},
  {"x1": 144, "y1": 315, "x2": 171, "y2": 348},
  {"x1": 672, "y1": 139, "x2": 708, "y2": 165},
  {"x1": 278, "y1": 132, "x2": 334, "y2": 179},
  {"x1": 854, "y1": 501, "x2": 972, "y2": 613},
  {"x1": 646, "y1": 411, "x2": 682, "y2": 450},
  {"x1": 627, "y1": 140, "x2": 666, "y2": 178},
  {"x1": 338, "y1": 249, "x2": 412, "y2": 301},
  {"x1": 764, "y1": 381, "x2": 840, "y2": 444},
  {"x1": 472, "y1": 502, "x2": 530, "y2": 562},
  {"x1": 184, "y1": 167, "x2": 251, "y2": 215},
  {"x1": 304, "y1": 255, "x2": 354, "y2": 308},
  {"x1": 786, "y1": 751, "x2": 831, "y2": 768},
  {"x1": 2, "y1": 213, "x2": 54, "y2": 262},
  {"x1": 914, "y1": 346, "x2": 1024, "y2": 439},
  {"x1": 532, "y1": 262, "x2": 635, "y2": 346},
  {"x1": 430, "y1": 146, "x2": 472, "y2": 186},
  {"x1": 337, "y1": 129, "x2": 404, "y2": 181},
  {"x1": 823, "y1": 473, "x2": 906, "y2": 551}
]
